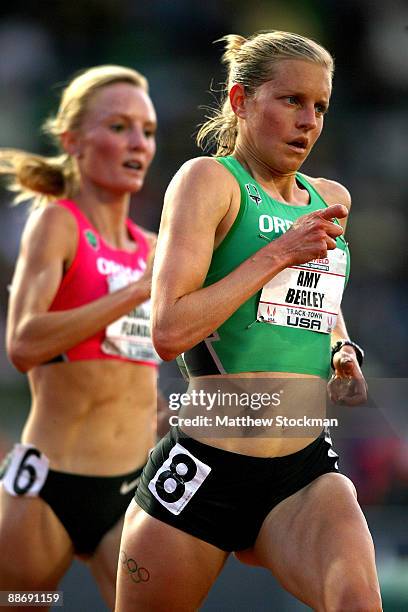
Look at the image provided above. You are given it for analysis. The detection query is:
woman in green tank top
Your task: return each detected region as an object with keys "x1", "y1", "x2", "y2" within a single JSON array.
[{"x1": 116, "y1": 31, "x2": 381, "y2": 612}]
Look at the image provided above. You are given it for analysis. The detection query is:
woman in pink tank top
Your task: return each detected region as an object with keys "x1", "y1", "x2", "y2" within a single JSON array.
[{"x1": 0, "y1": 65, "x2": 162, "y2": 607}]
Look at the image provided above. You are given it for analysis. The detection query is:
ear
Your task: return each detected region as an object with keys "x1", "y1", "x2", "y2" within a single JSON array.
[
  {"x1": 60, "y1": 131, "x2": 82, "y2": 158},
  {"x1": 229, "y1": 83, "x2": 247, "y2": 119}
]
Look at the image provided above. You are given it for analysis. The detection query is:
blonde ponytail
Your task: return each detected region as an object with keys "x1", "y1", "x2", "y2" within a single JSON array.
[
  {"x1": 220, "y1": 34, "x2": 247, "y2": 69},
  {"x1": 0, "y1": 150, "x2": 75, "y2": 208},
  {"x1": 196, "y1": 35, "x2": 247, "y2": 156}
]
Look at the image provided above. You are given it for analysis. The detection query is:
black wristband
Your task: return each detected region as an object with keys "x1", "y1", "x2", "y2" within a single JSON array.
[{"x1": 331, "y1": 339, "x2": 364, "y2": 369}]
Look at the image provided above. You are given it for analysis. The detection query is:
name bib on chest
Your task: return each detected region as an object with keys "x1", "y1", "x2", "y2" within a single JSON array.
[
  {"x1": 102, "y1": 271, "x2": 161, "y2": 364},
  {"x1": 257, "y1": 248, "x2": 347, "y2": 334}
]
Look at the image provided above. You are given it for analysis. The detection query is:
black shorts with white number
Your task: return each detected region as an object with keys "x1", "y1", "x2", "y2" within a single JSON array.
[
  {"x1": 135, "y1": 427, "x2": 339, "y2": 551},
  {"x1": 0, "y1": 443, "x2": 144, "y2": 554}
]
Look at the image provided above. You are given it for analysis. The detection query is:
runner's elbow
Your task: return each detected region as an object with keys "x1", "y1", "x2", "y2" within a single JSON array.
[
  {"x1": 152, "y1": 326, "x2": 183, "y2": 361},
  {"x1": 7, "y1": 338, "x2": 33, "y2": 372}
]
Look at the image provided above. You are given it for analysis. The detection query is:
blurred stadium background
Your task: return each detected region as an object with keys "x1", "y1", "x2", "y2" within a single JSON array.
[{"x1": 0, "y1": 1, "x2": 407, "y2": 610}]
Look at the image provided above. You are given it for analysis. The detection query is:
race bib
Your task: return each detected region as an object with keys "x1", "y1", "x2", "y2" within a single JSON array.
[
  {"x1": 148, "y1": 443, "x2": 211, "y2": 515},
  {"x1": 2, "y1": 444, "x2": 49, "y2": 497},
  {"x1": 257, "y1": 248, "x2": 347, "y2": 334},
  {"x1": 102, "y1": 271, "x2": 161, "y2": 364}
]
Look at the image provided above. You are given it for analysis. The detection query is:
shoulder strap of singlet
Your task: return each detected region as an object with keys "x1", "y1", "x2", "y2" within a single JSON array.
[
  {"x1": 126, "y1": 220, "x2": 150, "y2": 260},
  {"x1": 296, "y1": 174, "x2": 329, "y2": 209}
]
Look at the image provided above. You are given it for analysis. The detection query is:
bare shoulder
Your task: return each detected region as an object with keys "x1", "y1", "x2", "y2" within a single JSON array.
[
  {"x1": 303, "y1": 175, "x2": 352, "y2": 211},
  {"x1": 20, "y1": 202, "x2": 77, "y2": 258},
  {"x1": 168, "y1": 156, "x2": 237, "y2": 200},
  {"x1": 23, "y1": 202, "x2": 76, "y2": 237},
  {"x1": 175, "y1": 155, "x2": 236, "y2": 184},
  {"x1": 161, "y1": 157, "x2": 240, "y2": 231}
]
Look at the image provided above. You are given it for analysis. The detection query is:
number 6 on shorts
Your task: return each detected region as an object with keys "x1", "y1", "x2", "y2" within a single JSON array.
[
  {"x1": 2, "y1": 444, "x2": 49, "y2": 496},
  {"x1": 148, "y1": 443, "x2": 211, "y2": 515}
]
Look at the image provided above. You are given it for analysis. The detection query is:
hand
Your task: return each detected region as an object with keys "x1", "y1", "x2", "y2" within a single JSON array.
[
  {"x1": 274, "y1": 204, "x2": 348, "y2": 267},
  {"x1": 328, "y1": 347, "x2": 368, "y2": 406}
]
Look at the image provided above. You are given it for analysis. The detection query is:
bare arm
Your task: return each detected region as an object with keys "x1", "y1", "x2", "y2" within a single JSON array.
[
  {"x1": 327, "y1": 308, "x2": 367, "y2": 406},
  {"x1": 7, "y1": 205, "x2": 153, "y2": 372},
  {"x1": 312, "y1": 178, "x2": 368, "y2": 405},
  {"x1": 152, "y1": 158, "x2": 348, "y2": 360}
]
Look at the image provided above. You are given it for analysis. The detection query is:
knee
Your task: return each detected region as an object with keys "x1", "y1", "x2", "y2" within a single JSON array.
[
  {"x1": 313, "y1": 472, "x2": 357, "y2": 500},
  {"x1": 325, "y1": 582, "x2": 382, "y2": 612}
]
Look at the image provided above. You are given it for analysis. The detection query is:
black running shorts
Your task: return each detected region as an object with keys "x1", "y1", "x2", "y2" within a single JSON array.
[{"x1": 135, "y1": 427, "x2": 339, "y2": 551}]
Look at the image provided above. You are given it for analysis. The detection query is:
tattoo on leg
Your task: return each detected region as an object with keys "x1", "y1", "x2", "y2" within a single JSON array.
[{"x1": 120, "y1": 550, "x2": 150, "y2": 583}]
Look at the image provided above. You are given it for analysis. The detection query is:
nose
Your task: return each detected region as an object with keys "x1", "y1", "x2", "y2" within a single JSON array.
[
  {"x1": 128, "y1": 126, "x2": 148, "y2": 150},
  {"x1": 296, "y1": 105, "x2": 318, "y2": 131}
]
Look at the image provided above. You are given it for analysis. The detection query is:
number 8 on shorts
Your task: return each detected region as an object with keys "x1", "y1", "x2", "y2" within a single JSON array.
[{"x1": 148, "y1": 443, "x2": 211, "y2": 515}]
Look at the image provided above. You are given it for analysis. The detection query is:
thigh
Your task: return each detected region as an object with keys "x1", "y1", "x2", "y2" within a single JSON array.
[
  {"x1": 87, "y1": 515, "x2": 125, "y2": 609},
  {"x1": 252, "y1": 473, "x2": 381, "y2": 611},
  {"x1": 0, "y1": 484, "x2": 74, "y2": 590},
  {"x1": 115, "y1": 501, "x2": 229, "y2": 612}
]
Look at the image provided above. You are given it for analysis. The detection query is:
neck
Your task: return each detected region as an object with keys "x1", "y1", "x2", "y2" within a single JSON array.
[
  {"x1": 72, "y1": 186, "x2": 132, "y2": 249},
  {"x1": 233, "y1": 142, "x2": 307, "y2": 205}
]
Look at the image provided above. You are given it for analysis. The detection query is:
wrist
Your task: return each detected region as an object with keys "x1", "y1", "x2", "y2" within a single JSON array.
[
  {"x1": 122, "y1": 277, "x2": 150, "y2": 307},
  {"x1": 331, "y1": 339, "x2": 364, "y2": 369},
  {"x1": 261, "y1": 241, "x2": 291, "y2": 273},
  {"x1": 136, "y1": 277, "x2": 151, "y2": 301}
]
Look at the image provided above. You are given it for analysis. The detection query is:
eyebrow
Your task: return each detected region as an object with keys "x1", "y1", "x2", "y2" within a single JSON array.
[{"x1": 103, "y1": 112, "x2": 157, "y2": 126}]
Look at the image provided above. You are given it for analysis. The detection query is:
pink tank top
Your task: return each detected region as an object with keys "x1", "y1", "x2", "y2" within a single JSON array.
[{"x1": 49, "y1": 200, "x2": 158, "y2": 366}]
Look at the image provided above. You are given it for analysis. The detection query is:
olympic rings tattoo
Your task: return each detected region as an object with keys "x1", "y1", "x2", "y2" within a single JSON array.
[{"x1": 120, "y1": 550, "x2": 150, "y2": 583}]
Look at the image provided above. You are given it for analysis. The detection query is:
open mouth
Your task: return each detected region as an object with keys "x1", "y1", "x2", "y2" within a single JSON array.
[
  {"x1": 287, "y1": 139, "x2": 307, "y2": 151},
  {"x1": 123, "y1": 160, "x2": 143, "y2": 170}
]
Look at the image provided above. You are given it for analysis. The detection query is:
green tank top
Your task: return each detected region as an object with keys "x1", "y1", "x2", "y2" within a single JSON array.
[{"x1": 180, "y1": 156, "x2": 350, "y2": 380}]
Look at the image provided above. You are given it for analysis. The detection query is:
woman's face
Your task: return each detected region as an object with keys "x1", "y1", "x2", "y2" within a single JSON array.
[
  {"x1": 238, "y1": 59, "x2": 331, "y2": 174},
  {"x1": 71, "y1": 82, "x2": 157, "y2": 196}
]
